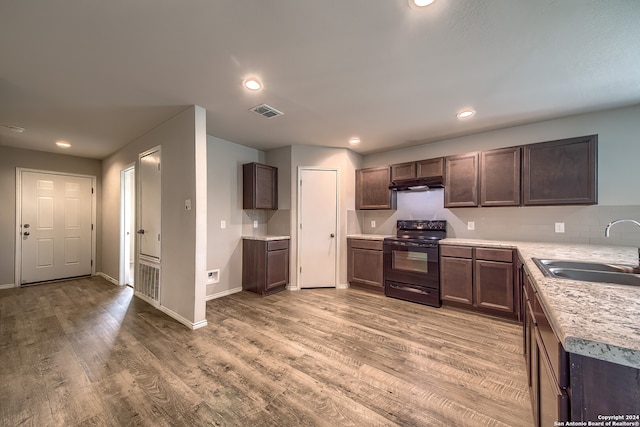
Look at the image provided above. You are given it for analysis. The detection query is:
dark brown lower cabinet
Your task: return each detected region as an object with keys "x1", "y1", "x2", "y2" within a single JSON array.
[
  {"x1": 347, "y1": 238, "x2": 384, "y2": 292},
  {"x1": 242, "y1": 238, "x2": 289, "y2": 295},
  {"x1": 440, "y1": 245, "x2": 516, "y2": 318}
]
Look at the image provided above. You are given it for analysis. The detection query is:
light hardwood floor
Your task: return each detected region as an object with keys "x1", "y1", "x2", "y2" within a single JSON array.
[{"x1": 0, "y1": 276, "x2": 533, "y2": 426}]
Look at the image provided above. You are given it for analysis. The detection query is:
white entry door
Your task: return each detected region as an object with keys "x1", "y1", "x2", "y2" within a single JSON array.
[
  {"x1": 298, "y1": 168, "x2": 338, "y2": 288},
  {"x1": 20, "y1": 171, "x2": 93, "y2": 284}
]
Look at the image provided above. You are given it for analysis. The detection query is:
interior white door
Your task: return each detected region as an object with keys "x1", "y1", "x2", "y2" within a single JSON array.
[
  {"x1": 139, "y1": 148, "x2": 161, "y2": 259},
  {"x1": 20, "y1": 171, "x2": 93, "y2": 284},
  {"x1": 299, "y1": 168, "x2": 338, "y2": 288}
]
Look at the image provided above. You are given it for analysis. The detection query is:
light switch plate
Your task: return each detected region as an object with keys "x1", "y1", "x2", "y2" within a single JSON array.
[
  {"x1": 555, "y1": 222, "x2": 565, "y2": 233},
  {"x1": 467, "y1": 221, "x2": 475, "y2": 231},
  {"x1": 371, "y1": 220, "x2": 376, "y2": 228},
  {"x1": 253, "y1": 220, "x2": 258, "y2": 228},
  {"x1": 220, "y1": 220, "x2": 226, "y2": 229}
]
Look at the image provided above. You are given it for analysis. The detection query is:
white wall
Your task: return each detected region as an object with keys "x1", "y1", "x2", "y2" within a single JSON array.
[
  {"x1": 0, "y1": 146, "x2": 102, "y2": 287},
  {"x1": 361, "y1": 105, "x2": 640, "y2": 245},
  {"x1": 205, "y1": 135, "x2": 265, "y2": 297},
  {"x1": 101, "y1": 105, "x2": 207, "y2": 327}
]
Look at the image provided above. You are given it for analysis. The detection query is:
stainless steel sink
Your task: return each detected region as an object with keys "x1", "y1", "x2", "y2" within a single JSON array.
[{"x1": 533, "y1": 258, "x2": 640, "y2": 287}]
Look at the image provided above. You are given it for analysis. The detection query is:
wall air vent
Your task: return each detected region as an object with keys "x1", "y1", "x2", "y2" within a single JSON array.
[{"x1": 250, "y1": 104, "x2": 284, "y2": 118}]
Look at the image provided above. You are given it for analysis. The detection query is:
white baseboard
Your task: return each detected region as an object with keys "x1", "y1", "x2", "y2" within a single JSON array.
[
  {"x1": 206, "y1": 286, "x2": 242, "y2": 301},
  {"x1": 0, "y1": 283, "x2": 16, "y2": 290},
  {"x1": 157, "y1": 304, "x2": 208, "y2": 330},
  {"x1": 286, "y1": 285, "x2": 300, "y2": 291},
  {"x1": 336, "y1": 282, "x2": 349, "y2": 289},
  {"x1": 96, "y1": 272, "x2": 119, "y2": 286}
]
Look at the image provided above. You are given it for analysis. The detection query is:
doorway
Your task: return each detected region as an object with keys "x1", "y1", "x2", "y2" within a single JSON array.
[
  {"x1": 16, "y1": 169, "x2": 96, "y2": 285},
  {"x1": 297, "y1": 167, "x2": 339, "y2": 288},
  {"x1": 119, "y1": 165, "x2": 135, "y2": 287}
]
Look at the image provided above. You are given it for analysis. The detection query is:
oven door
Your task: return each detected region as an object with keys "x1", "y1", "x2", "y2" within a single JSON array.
[
  {"x1": 383, "y1": 240, "x2": 439, "y2": 289},
  {"x1": 383, "y1": 240, "x2": 441, "y2": 307}
]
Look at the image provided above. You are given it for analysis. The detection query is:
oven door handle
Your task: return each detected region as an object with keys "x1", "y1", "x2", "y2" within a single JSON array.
[{"x1": 388, "y1": 282, "x2": 433, "y2": 295}]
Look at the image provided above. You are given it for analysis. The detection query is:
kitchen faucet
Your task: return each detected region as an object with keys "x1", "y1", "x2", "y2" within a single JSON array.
[{"x1": 604, "y1": 219, "x2": 640, "y2": 265}]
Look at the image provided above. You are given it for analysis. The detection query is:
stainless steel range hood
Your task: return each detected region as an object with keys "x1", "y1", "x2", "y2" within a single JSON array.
[{"x1": 388, "y1": 176, "x2": 444, "y2": 191}]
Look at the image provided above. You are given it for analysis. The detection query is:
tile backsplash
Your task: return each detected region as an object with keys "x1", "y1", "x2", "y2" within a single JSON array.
[{"x1": 358, "y1": 189, "x2": 640, "y2": 247}]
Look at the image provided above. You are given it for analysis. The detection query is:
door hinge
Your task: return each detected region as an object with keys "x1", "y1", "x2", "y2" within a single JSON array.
[
  {"x1": 91, "y1": 187, "x2": 94, "y2": 194},
  {"x1": 300, "y1": 267, "x2": 302, "y2": 273},
  {"x1": 300, "y1": 180, "x2": 302, "y2": 186},
  {"x1": 158, "y1": 163, "x2": 161, "y2": 171},
  {"x1": 91, "y1": 224, "x2": 94, "y2": 231},
  {"x1": 300, "y1": 223, "x2": 302, "y2": 229},
  {"x1": 91, "y1": 260, "x2": 93, "y2": 267},
  {"x1": 157, "y1": 233, "x2": 161, "y2": 241}
]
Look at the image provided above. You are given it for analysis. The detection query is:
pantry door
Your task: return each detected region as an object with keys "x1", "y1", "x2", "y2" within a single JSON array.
[
  {"x1": 298, "y1": 167, "x2": 338, "y2": 288},
  {"x1": 19, "y1": 170, "x2": 94, "y2": 285}
]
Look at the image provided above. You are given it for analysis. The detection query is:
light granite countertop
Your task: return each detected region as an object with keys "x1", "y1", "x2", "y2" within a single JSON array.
[
  {"x1": 441, "y1": 238, "x2": 640, "y2": 369},
  {"x1": 241, "y1": 235, "x2": 290, "y2": 241},
  {"x1": 346, "y1": 234, "x2": 393, "y2": 241}
]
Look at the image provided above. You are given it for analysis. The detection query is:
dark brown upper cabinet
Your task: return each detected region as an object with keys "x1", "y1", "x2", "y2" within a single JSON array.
[
  {"x1": 522, "y1": 135, "x2": 597, "y2": 206},
  {"x1": 391, "y1": 158, "x2": 444, "y2": 181},
  {"x1": 356, "y1": 166, "x2": 396, "y2": 210},
  {"x1": 480, "y1": 146, "x2": 521, "y2": 207},
  {"x1": 243, "y1": 162, "x2": 278, "y2": 210},
  {"x1": 444, "y1": 152, "x2": 479, "y2": 207}
]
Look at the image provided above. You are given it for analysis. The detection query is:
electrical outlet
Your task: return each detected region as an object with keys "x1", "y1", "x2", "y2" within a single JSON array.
[
  {"x1": 253, "y1": 220, "x2": 258, "y2": 228},
  {"x1": 371, "y1": 220, "x2": 376, "y2": 228},
  {"x1": 220, "y1": 220, "x2": 226, "y2": 229},
  {"x1": 555, "y1": 222, "x2": 565, "y2": 233},
  {"x1": 467, "y1": 221, "x2": 475, "y2": 231},
  {"x1": 206, "y1": 269, "x2": 220, "y2": 284}
]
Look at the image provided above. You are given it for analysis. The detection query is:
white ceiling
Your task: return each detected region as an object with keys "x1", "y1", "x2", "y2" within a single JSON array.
[{"x1": 1, "y1": 1, "x2": 639, "y2": 159}]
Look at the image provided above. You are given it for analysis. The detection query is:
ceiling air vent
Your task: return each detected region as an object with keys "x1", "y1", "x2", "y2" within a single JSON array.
[{"x1": 250, "y1": 104, "x2": 284, "y2": 119}]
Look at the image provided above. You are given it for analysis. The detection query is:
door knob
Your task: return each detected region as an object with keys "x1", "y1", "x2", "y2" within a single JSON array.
[
  {"x1": 137, "y1": 229, "x2": 145, "y2": 234},
  {"x1": 23, "y1": 231, "x2": 30, "y2": 236},
  {"x1": 330, "y1": 233, "x2": 335, "y2": 238}
]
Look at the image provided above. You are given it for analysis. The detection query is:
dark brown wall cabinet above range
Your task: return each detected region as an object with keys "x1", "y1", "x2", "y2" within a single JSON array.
[
  {"x1": 355, "y1": 166, "x2": 396, "y2": 210},
  {"x1": 391, "y1": 158, "x2": 445, "y2": 182},
  {"x1": 440, "y1": 245, "x2": 516, "y2": 319},
  {"x1": 243, "y1": 162, "x2": 278, "y2": 210},
  {"x1": 242, "y1": 238, "x2": 289, "y2": 296},
  {"x1": 522, "y1": 134, "x2": 597, "y2": 206},
  {"x1": 347, "y1": 238, "x2": 384, "y2": 292}
]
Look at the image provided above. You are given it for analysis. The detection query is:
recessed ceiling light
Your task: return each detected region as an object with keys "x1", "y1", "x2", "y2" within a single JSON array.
[
  {"x1": 56, "y1": 141, "x2": 71, "y2": 148},
  {"x1": 457, "y1": 109, "x2": 475, "y2": 119},
  {"x1": 349, "y1": 137, "x2": 361, "y2": 145},
  {"x1": 409, "y1": 0, "x2": 435, "y2": 8},
  {"x1": 243, "y1": 78, "x2": 262, "y2": 91}
]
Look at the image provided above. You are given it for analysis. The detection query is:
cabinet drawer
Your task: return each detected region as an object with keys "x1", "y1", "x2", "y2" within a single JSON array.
[
  {"x1": 348, "y1": 239, "x2": 383, "y2": 251},
  {"x1": 475, "y1": 247, "x2": 513, "y2": 262},
  {"x1": 440, "y1": 245, "x2": 473, "y2": 258},
  {"x1": 267, "y1": 239, "x2": 289, "y2": 251}
]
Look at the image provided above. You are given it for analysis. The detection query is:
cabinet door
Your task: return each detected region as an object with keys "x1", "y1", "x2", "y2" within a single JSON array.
[
  {"x1": 417, "y1": 158, "x2": 444, "y2": 179},
  {"x1": 349, "y1": 247, "x2": 383, "y2": 289},
  {"x1": 474, "y1": 260, "x2": 514, "y2": 313},
  {"x1": 356, "y1": 167, "x2": 396, "y2": 210},
  {"x1": 243, "y1": 163, "x2": 278, "y2": 210},
  {"x1": 390, "y1": 162, "x2": 416, "y2": 181},
  {"x1": 522, "y1": 135, "x2": 597, "y2": 205},
  {"x1": 444, "y1": 153, "x2": 479, "y2": 207},
  {"x1": 480, "y1": 147, "x2": 521, "y2": 206},
  {"x1": 537, "y1": 333, "x2": 569, "y2": 427},
  {"x1": 440, "y1": 256, "x2": 473, "y2": 305},
  {"x1": 266, "y1": 248, "x2": 289, "y2": 291}
]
